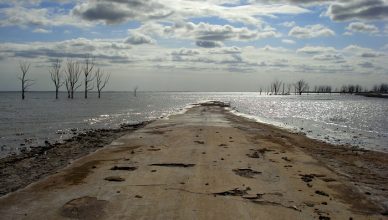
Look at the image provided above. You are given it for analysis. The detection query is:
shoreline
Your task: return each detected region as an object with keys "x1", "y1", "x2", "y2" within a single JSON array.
[
  {"x1": 0, "y1": 122, "x2": 149, "y2": 196},
  {"x1": 0, "y1": 101, "x2": 387, "y2": 219}
]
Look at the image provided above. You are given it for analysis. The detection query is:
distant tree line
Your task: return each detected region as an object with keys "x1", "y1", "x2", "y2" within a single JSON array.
[
  {"x1": 339, "y1": 84, "x2": 388, "y2": 94},
  {"x1": 18, "y1": 56, "x2": 110, "y2": 100},
  {"x1": 260, "y1": 80, "x2": 388, "y2": 95},
  {"x1": 262, "y1": 79, "x2": 310, "y2": 95}
]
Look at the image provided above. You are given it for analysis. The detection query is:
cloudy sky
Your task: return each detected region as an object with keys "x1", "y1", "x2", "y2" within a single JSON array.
[{"x1": 0, "y1": 0, "x2": 387, "y2": 91}]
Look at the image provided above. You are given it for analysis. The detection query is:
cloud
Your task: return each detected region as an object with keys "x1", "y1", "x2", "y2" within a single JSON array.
[
  {"x1": 343, "y1": 45, "x2": 384, "y2": 57},
  {"x1": 33, "y1": 28, "x2": 51, "y2": 33},
  {"x1": 134, "y1": 22, "x2": 279, "y2": 43},
  {"x1": 281, "y1": 21, "x2": 296, "y2": 27},
  {"x1": 196, "y1": 41, "x2": 223, "y2": 48},
  {"x1": 313, "y1": 54, "x2": 345, "y2": 63},
  {"x1": 171, "y1": 48, "x2": 200, "y2": 56},
  {"x1": 360, "y1": 52, "x2": 384, "y2": 58},
  {"x1": 281, "y1": 39, "x2": 295, "y2": 44},
  {"x1": 327, "y1": 0, "x2": 388, "y2": 21},
  {"x1": 0, "y1": 38, "x2": 133, "y2": 63},
  {"x1": 125, "y1": 33, "x2": 155, "y2": 45},
  {"x1": 72, "y1": 0, "x2": 172, "y2": 25},
  {"x1": 71, "y1": 0, "x2": 309, "y2": 26},
  {"x1": 0, "y1": 5, "x2": 88, "y2": 28},
  {"x1": 289, "y1": 24, "x2": 335, "y2": 38},
  {"x1": 297, "y1": 46, "x2": 337, "y2": 55},
  {"x1": 345, "y1": 22, "x2": 379, "y2": 35},
  {"x1": 359, "y1": 61, "x2": 375, "y2": 68}
]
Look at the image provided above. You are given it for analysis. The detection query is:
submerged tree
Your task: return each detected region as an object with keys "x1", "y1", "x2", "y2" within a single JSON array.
[
  {"x1": 134, "y1": 86, "x2": 138, "y2": 97},
  {"x1": 64, "y1": 59, "x2": 82, "y2": 99},
  {"x1": 49, "y1": 59, "x2": 63, "y2": 99},
  {"x1": 294, "y1": 79, "x2": 309, "y2": 95},
  {"x1": 83, "y1": 56, "x2": 95, "y2": 99},
  {"x1": 271, "y1": 80, "x2": 282, "y2": 95},
  {"x1": 18, "y1": 61, "x2": 34, "y2": 100},
  {"x1": 95, "y1": 68, "x2": 110, "y2": 98}
]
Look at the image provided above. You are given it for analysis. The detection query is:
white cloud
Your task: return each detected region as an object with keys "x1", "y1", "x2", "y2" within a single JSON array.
[
  {"x1": 281, "y1": 21, "x2": 296, "y2": 27},
  {"x1": 289, "y1": 24, "x2": 335, "y2": 38},
  {"x1": 297, "y1": 46, "x2": 337, "y2": 55},
  {"x1": 343, "y1": 45, "x2": 384, "y2": 58},
  {"x1": 133, "y1": 22, "x2": 280, "y2": 43},
  {"x1": 33, "y1": 28, "x2": 51, "y2": 33},
  {"x1": 0, "y1": 5, "x2": 89, "y2": 28},
  {"x1": 282, "y1": 39, "x2": 295, "y2": 44},
  {"x1": 125, "y1": 32, "x2": 155, "y2": 45},
  {"x1": 313, "y1": 54, "x2": 345, "y2": 63}
]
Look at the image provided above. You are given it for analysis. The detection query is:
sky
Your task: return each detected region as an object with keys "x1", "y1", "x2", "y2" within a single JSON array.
[{"x1": 0, "y1": 0, "x2": 387, "y2": 91}]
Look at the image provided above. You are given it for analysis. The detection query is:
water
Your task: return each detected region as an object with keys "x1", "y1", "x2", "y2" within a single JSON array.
[{"x1": 0, "y1": 91, "x2": 387, "y2": 157}]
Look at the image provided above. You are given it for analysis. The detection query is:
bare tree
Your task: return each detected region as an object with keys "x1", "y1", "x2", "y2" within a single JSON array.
[
  {"x1": 95, "y1": 68, "x2": 110, "y2": 99},
  {"x1": 64, "y1": 59, "x2": 82, "y2": 99},
  {"x1": 65, "y1": 79, "x2": 71, "y2": 98},
  {"x1": 134, "y1": 86, "x2": 138, "y2": 97},
  {"x1": 294, "y1": 79, "x2": 309, "y2": 95},
  {"x1": 83, "y1": 56, "x2": 95, "y2": 99},
  {"x1": 286, "y1": 84, "x2": 292, "y2": 95},
  {"x1": 271, "y1": 80, "x2": 282, "y2": 95},
  {"x1": 18, "y1": 61, "x2": 34, "y2": 100},
  {"x1": 49, "y1": 59, "x2": 63, "y2": 99}
]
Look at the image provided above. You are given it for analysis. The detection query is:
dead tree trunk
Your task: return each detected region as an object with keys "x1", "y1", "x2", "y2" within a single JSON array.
[
  {"x1": 18, "y1": 61, "x2": 34, "y2": 100},
  {"x1": 64, "y1": 59, "x2": 82, "y2": 99},
  {"x1": 271, "y1": 80, "x2": 282, "y2": 95},
  {"x1": 134, "y1": 86, "x2": 138, "y2": 97},
  {"x1": 49, "y1": 59, "x2": 63, "y2": 99},
  {"x1": 83, "y1": 56, "x2": 95, "y2": 99},
  {"x1": 95, "y1": 68, "x2": 110, "y2": 99},
  {"x1": 65, "y1": 79, "x2": 71, "y2": 98},
  {"x1": 294, "y1": 80, "x2": 309, "y2": 95}
]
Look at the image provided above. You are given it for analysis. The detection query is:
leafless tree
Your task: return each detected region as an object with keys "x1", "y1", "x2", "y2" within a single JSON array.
[
  {"x1": 95, "y1": 68, "x2": 110, "y2": 99},
  {"x1": 134, "y1": 86, "x2": 138, "y2": 97},
  {"x1": 49, "y1": 59, "x2": 64, "y2": 99},
  {"x1": 286, "y1": 84, "x2": 292, "y2": 95},
  {"x1": 83, "y1": 56, "x2": 95, "y2": 99},
  {"x1": 65, "y1": 79, "x2": 71, "y2": 98},
  {"x1": 64, "y1": 59, "x2": 82, "y2": 99},
  {"x1": 271, "y1": 80, "x2": 282, "y2": 95},
  {"x1": 294, "y1": 79, "x2": 309, "y2": 95},
  {"x1": 18, "y1": 61, "x2": 34, "y2": 100}
]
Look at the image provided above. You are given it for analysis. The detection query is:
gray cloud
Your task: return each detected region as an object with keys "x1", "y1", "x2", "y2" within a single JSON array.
[
  {"x1": 171, "y1": 49, "x2": 200, "y2": 56},
  {"x1": 0, "y1": 38, "x2": 133, "y2": 64},
  {"x1": 313, "y1": 54, "x2": 345, "y2": 63},
  {"x1": 359, "y1": 61, "x2": 375, "y2": 68},
  {"x1": 196, "y1": 41, "x2": 223, "y2": 48},
  {"x1": 72, "y1": 0, "x2": 173, "y2": 24},
  {"x1": 346, "y1": 22, "x2": 379, "y2": 34},
  {"x1": 327, "y1": 0, "x2": 388, "y2": 21},
  {"x1": 361, "y1": 52, "x2": 383, "y2": 58}
]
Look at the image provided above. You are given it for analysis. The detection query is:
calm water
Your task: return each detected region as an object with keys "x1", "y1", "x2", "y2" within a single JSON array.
[{"x1": 0, "y1": 91, "x2": 387, "y2": 157}]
